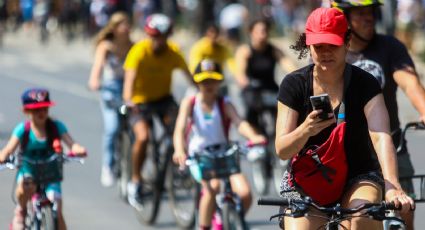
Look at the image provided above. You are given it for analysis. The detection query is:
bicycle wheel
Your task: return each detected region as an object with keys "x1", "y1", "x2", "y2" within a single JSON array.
[
  {"x1": 116, "y1": 130, "x2": 132, "y2": 202},
  {"x1": 25, "y1": 201, "x2": 39, "y2": 230},
  {"x1": 251, "y1": 159, "x2": 269, "y2": 196},
  {"x1": 272, "y1": 154, "x2": 288, "y2": 195},
  {"x1": 221, "y1": 202, "x2": 248, "y2": 230},
  {"x1": 40, "y1": 205, "x2": 56, "y2": 230},
  {"x1": 134, "y1": 139, "x2": 161, "y2": 225},
  {"x1": 166, "y1": 161, "x2": 197, "y2": 229}
]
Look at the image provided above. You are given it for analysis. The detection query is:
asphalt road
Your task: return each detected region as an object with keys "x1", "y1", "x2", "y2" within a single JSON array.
[{"x1": 0, "y1": 30, "x2": 424, "y2": 229}]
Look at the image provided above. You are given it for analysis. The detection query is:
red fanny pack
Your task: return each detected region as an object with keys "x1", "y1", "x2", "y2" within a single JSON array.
[{"x1": 288, "y1": 122, "x2": 348, "y2": 205}]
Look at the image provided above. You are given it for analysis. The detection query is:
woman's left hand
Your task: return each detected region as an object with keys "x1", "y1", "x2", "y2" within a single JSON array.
[{"x1": 385, "y1": 188, "x2": 415, "y2": 213}]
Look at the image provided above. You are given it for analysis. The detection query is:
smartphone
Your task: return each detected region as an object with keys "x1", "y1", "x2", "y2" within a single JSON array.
[{"x1": 310, "y1": 94, "x2": 334, "y2": 120}]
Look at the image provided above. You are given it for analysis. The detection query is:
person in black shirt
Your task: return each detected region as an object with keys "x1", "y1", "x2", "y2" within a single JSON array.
[
  {"x1": 332, "y1": 1, "x2": 425, "y2": 229},
  {"x1": 275, "y1": 8, "x2": 414, "y2": 230},
  {"x1": 235, "y1": 19, "x2": 296, "y2": 131}
]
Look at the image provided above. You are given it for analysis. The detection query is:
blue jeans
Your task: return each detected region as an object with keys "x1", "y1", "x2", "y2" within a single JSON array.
[{"x1": 100, "y1": 79, "x2": 123, "y2": 169}]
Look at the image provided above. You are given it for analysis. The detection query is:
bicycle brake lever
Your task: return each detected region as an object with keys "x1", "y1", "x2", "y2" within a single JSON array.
[
  {"x1": 367, "y1": 207, "x2": 405, "y2": 224},
  {"x1": 269, "y1": 213, "x2": 285, "y2": 221}
]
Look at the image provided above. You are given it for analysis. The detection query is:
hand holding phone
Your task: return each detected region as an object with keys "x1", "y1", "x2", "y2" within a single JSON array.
[{"x1": 310, "y1": 94, "x2": 334, "y2": 120}]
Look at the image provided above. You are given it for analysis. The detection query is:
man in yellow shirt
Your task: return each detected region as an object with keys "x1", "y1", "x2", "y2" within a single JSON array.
[
  {"x1": 189, "y1": 24, "x2": 234, "y2": 74},
  {"x1": 123, "y1": 13, "x2": 192, "y2": 207}
]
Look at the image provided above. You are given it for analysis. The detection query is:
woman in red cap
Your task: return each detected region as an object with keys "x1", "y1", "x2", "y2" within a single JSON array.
[
  {"x1": 274, "y1": 8, "x2": 414, "y2": 229},
  {"x1": 0, "y1": 88, "x2": 86, "y2": 230}
]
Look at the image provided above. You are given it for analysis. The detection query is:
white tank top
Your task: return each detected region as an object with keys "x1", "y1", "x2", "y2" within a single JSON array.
[{"x1": 188, "y1": 96, "x2": 229, "y2": 155}]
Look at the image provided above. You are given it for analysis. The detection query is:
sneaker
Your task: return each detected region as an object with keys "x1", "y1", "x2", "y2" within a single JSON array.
[
  {"x1": 127, "y1": 182, "x2": 144, "y2": 210},
  {"x1": 11, "y1": 206, "x2": 25, "y2": 230},
  {"x1": 101, "y1": 166, "x2": 115, "y2": 187}
]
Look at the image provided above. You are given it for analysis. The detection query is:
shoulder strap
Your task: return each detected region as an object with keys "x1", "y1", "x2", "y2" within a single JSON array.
[
  {"x1": 46, "y1": 118, "x2": 62, "y2": 153},
  {"x1": 21, "y1": 121, "x2": 31, "y2": 152},
  {"x1": 217, "y1": 96, "x2": 231, "y2": 140},
  {"x1": 336, "y1": 64, "x2": 352, "y2": 124}
]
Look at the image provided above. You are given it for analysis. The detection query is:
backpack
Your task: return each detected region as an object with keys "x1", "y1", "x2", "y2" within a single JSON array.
[
  {"x1": 20, "y1": 119, "x2": 64, "y2": 183},
  {"x1": 185, "y1": 95, "x2": 231, "y2": 142},
  {"x1": 286, "y1": 65, "x2": 352, "y2": 206}
]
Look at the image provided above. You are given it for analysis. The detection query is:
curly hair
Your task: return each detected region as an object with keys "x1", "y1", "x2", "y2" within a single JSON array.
[{"x1": 290, "y1": 29, "x2": 352, "y2": 60}]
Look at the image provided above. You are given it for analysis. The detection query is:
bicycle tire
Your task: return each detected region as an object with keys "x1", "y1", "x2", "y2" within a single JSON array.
[
  {"x1": 221, "y1": 202, "x2": 248, "y2": 230},
  {"x1": 166, "y1": 162, "x2": 197, "y2": 229},
  {"x1": 117, "y1": 130, "x2": 132, "y2": 202},
  {"x1": 40, "y1": 205, "x2": 56, "y2": 230},
  {"x1": 134, "y1": 139, "x2": 161, "y2": 225},
  {"x1": 251, "y1": 160, "x2": 269, "y2": 196},
  {"x1": 25, "y1": 198, "x2": 40, "y2": 230},
  {"x1": 272, "y1": 153, "x2": 287, "y2": 195}
]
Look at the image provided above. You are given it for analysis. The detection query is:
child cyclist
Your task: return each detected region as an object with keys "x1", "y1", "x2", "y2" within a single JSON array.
[
  {"x1": 173, "y1": 59, "x2": 266, "y2": 230},
  {"x1": 0, "y1": 88, "x2": 86, "y2": 230}
]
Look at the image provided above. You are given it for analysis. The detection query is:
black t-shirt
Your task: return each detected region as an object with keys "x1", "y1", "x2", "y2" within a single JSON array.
[
  {"x1": 278, "y1": 64, "x2": 382, "y2": 179},
  {"x1": 346, "y1": 34, "x2": 415, "y2": 133},
  {"x1": 247, "y1": 43, "x2": 279, "y2": 90}
]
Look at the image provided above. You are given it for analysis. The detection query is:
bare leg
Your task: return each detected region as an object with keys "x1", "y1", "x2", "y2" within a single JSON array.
[
  {"x1": 230, "y1": 173, "x2": 252, "y2": 213},
  {"x1": 341, "y1": 180, "x2": 383, "y2": 230},
  {"x1": 131, "y1": 120, "x2": 150, "y2": 183},
  {"x1": 199, "y1": 179, "x2": 221, "y2": 227},
  {"x1": 400, "y1": 211, "x2": 414, "y2": 230},
  {"x1": 283, "y1": 208, "x2": 327, "y2": 230}
]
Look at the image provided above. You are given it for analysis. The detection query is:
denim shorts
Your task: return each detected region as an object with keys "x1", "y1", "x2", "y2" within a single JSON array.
[{"x1": 17, "y1": 170, "x2": 62, "y2": 200}]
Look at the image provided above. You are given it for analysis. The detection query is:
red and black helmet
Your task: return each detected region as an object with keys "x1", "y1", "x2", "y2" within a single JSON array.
[{"x1": 144, "y1": 13, "x2": 173, "y2": 36}]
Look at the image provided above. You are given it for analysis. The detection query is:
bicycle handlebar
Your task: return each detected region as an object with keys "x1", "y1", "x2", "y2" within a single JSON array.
[
  {"x1": 397, "y1": 121, "x2": 425, "y2": 153},
  {"x1": 257, "y1": 197, "x2": 400, "y2": 215},
  {"x1": 0, "y1": 152, "x2": 87, "y2": 171}
]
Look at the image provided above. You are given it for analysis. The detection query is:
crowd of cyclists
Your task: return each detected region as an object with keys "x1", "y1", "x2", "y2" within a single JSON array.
[{"x1": 1, "y1": 0, "x2": 425, "y2": 229}]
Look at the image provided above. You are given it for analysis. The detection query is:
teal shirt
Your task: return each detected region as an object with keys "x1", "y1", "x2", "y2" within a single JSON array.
[{"x1": 12, "y1": 120, "x2": 68, "y2": 157}]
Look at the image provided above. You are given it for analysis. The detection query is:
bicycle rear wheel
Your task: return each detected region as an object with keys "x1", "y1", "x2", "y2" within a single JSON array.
[
  {"x1": 166, "y1": 162, "x2": 197, "y2": 229},
  {"x1": 134, "y1": 140, "x2": 161, "y2": 225},
  {"x1": 221, "y1": 202, "x2": 248, "y2": 230},
  {"x1": 116, "y1": 130, "x2": 132, "y2": 202}
]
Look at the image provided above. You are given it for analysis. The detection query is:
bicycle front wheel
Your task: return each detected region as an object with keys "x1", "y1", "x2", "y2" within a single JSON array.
[
  {"x1": 272, "y1": 154, "x2": 288, "y2": 195},
  {"x1": 40, "y1": 205, "x2": 57, "y2": 230},
  {"x1": 251, "y1": 159, "x2": 269, "y2": 196},
  {"x1": 116, "y1": 130, "x2": 132, "y2": 202},
  {"x1": 221, "y1": 203, "x2": 248, "y2": 230},
  {"x1": 134, "y1": 140, "x2": 161, "y2": 225},
  {"x1": 166, "y1": 162, "x2": 197, "y2": 229}
]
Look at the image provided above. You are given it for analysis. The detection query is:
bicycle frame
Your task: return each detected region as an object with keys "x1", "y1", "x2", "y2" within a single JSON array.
[{"x1": 25, "y1": 183, "x2": 59, "y2": 229}]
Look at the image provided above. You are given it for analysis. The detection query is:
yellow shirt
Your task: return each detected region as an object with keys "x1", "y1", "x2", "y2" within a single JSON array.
[
  {"x1": 189, "y1": 37, "x2": 233, "y2": 73},
  {"x1": 124, "y1": 39, "x2": 188, "y2": 104}
]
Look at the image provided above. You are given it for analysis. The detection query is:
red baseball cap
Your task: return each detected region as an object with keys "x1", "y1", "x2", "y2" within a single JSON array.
[{"x1": 305, "y1": 8, "x2": 348, "y2": 46}]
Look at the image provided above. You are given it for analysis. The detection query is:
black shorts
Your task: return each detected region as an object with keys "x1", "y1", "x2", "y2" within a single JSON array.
[{"x1": 128, "y1": 95, "x2": 178, "y2": 133}]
